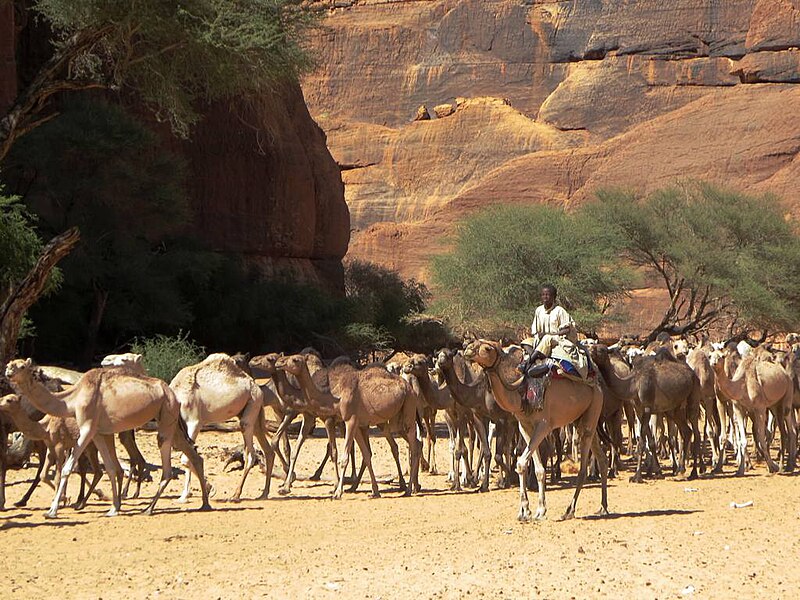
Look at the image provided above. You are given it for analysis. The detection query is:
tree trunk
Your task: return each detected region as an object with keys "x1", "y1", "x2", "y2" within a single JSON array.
[
  {"x1": 0, "y1": 227, "x2": 80, "y2": 366},
  {"x1": 82, "y1": 284, "x2": 109, "y2": 368}
]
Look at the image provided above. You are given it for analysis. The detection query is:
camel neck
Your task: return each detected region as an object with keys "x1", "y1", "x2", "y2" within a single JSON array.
[
  {"x1": 12, "y1": 374, "x2": 73, "y2": 418},
  {"x1": 2, "y1": 408, "x2": 46, "y2": 439},
  {"x1": 296, "y1": 365, "x2": 338, "y2": 414},
  {"x1": 273, "y1": 369, "x2": 301, "y2": 401},
  {"x1": 597, "y1": 359, "x2": 634, "y2": 398},
  {"x1": 482, "y1": 365, "x2": 522, "y2": 415},
  {"x1": 715, "y1": 360, "x2": 745, "y2": 401},
  {"x1": 417, "y1": 370, "x2": 449, "y2": 409}
]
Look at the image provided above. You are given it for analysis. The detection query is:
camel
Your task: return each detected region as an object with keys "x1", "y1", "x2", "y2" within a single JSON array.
[
  {"x1": 275, "y1": 354, "x2": 420, "y2": 499},
  {"x1": 463, "y1": 340, "x2": 607, "y2": 521},
  {"x1": 710, "y1": 346, "x2": 796, "y2": 475},
  {"x1": 170, "y1": 353, "x2": 275, "y2": 502},
  {"x1": 436, "y1": 349, "x2": 516, "y2": 492},
  {"x1": 686, "y1": 347, "x2": 723, "y2": 473},
  {"x1": 4, "y1": 358, "x2": 209, "y2": 518},
  {"x1": 594, "y1": 346, "x2": 701, "y2": 482},
  {"x1": 249, "y1": 352, "x2": 340, "y2": 495},
  {"x1": 0, "y1": 393, "x2": 104, "y2": 508},
  {"x1": 402, "y1": 354, "x2": 463, "y2": 479}
]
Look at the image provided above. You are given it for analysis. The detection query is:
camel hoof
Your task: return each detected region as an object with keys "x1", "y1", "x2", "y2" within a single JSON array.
[
  {"x1": 44, "y1": 510, "x2": 58, "y2": 519},
  {"x1": 277, "y1": 487, "x2": 291, "y2": 496},
  {"x1": 177, "y1": 496, "x2": 190, "y2": 504},
  {"x1": 559, "y1": 511, "x2": 575, "y2": 522},
  {"x1": 105, "y1": 508, "x2": 119, "y2": 517},
  {"x1": 595, "y1": 507, "x2": 609, "y2": 517},
  {"x1": 533, "y1": 511, "x2": 546, "y2": 521},
  {"x1": 368, "y1": 492, "x2": 381, "y2": 499},
  {"x1": 629, "y1": 475, "x2": 644, "y2": 484},
  {"x1": 13, "y1": 500, "x2": 27, "y2": 508},
  {"x1": 711, "y1": 466, "x2": 724, "y2": 475},
  {"x1": 197, "y1": 503, "x2": 213, "y2": 512},
  {"x1": 517, "y1": 513, "x2": 531, "y2": 523},
  {"x1": 230, "y1": 496, "x2": 241, "y2": 504}
]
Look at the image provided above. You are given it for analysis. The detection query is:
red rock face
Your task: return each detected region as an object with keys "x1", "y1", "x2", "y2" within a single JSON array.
[
  {"x1": 0, "y1": 7, "x2": 349, "y2": 288},
  {"x1": 302, "y1": 0, "x2": 800, "y2": 328}
]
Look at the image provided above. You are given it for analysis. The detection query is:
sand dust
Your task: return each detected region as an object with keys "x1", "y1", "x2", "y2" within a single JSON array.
[{"x1": 1, "y1": 427, "x2": 799, "y2": 599}]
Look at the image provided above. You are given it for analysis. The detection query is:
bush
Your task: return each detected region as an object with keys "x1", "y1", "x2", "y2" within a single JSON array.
[
  {"x1": 130, "y1": 332, "x2": 205, "y2": 382},
  {"x1": 431, "y1": 204, "x2": 633, "y2": 335}
]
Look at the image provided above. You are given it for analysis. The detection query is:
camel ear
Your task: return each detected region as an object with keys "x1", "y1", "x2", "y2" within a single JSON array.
[{"x1": 24, "y1": 357, "x2": 32, "y2": 368}]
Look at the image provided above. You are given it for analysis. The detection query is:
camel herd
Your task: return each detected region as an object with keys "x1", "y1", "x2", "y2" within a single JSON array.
[{"x1": 1, "y1": 333, "x2": 799, "y2": 522}]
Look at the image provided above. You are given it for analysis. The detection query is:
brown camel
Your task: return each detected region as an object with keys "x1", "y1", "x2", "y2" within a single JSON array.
[
  {"x1": 249, "y1": 352, "x2": 340, "y2": 495},
  {"x1": 594, "y1": 346, "x2": 701, "y2": 482},
  {"x1": 402, "y1": 354, "x2": 464, "y2": 480},
  {"x1": 464, "y1": 340, "x2": 607, "y2": 521},
  {"x1": 275, "y1": 354, "x2": 420, "y2": 499},
  {"x1": 436, "y1": 349, "x2": 516, "y2": 492},
  {"x1": 710, "y1": 346, "x2": 796, "y2": 474},
  {"x1": 0, "y1": 393, "x2": 104, "y2": 508},
  {"x1": 5, "y1": 358, "x2": 209, "y2": 518},
  {"x1": 170, "y1": 353, "x2": 275, "y2": 502},
  {"x1": 686, "y1": 347, "x2": 723, "y2": 473}
]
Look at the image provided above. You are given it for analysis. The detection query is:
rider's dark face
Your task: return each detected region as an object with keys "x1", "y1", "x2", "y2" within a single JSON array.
[{"x1": 541, "y1": 288, "x2": 555, "y2": 308}]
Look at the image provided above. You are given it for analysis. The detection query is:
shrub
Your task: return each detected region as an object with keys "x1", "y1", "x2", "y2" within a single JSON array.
[{"x1": 130, "y1": 331, "x2": 205, "y2": 382}]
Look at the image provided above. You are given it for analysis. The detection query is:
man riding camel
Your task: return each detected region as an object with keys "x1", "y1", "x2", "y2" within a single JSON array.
[{"x1": 519, "y1": 284, "x2": 589, "y2": 410}]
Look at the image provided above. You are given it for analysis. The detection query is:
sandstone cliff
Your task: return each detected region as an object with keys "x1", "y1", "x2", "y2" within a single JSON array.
[
  {"x1": 303, "y1": 0, "x2": 800, "y2": 292},
  {"x1": 0, "y1": 6, "x2": 349, "y2": 288}
]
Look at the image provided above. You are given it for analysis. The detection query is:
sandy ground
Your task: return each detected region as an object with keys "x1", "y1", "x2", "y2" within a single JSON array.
[{"x1": 1, "y1": 426, "x2": 799, "y2": 600}]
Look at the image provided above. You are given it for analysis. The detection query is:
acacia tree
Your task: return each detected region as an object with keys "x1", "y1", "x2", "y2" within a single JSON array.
[
  {"x1": 583, "y1": 182, "x2": 800, "y2": 341},
  {"x1": 431, "y1": 204, "x2": 633, "y2": 336},
  {"x1": 0, "y1": 0, "x2": 314, "y2": 364}
]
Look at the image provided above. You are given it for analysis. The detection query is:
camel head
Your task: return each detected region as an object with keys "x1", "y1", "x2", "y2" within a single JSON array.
[
  {"x1": 249, "y1": 353, "x2": 281, "y2": 376},
  {"x1": 673, "y1": 338, "x2": 689, "y2": 360},
  {"x1": 435, "y1": 348, "x2": 456, "y2": 370},
  {"x1": 590, "y1": 344, "x2": 611, "y2": 366},
  {"x1": 101, "y1": 353, "x2": 145, "y2": 375},
  {"x1": 403, "y1": 354, "x2": 429, "y2": 377},
  {"x1": 463, "y1": 339, "x2": 501, "y2": 368},
  {"x1": 0, "y1": 393, "x2": 21, "y2": 412},
  {"x1": 4, "y1": 358, "x2": 34, "y2": 382},
  {"x1": 275, "y1": 354, "x2": 306, "y2": 377}
]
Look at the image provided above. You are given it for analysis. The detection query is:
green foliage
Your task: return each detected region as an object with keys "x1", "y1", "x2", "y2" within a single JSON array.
[
  {"x1": 7, "y1": 98, "x2": 196, "y2": 361},
  {"x1": 431, "y1": 204, "x2": 634, "y2": 334},
  {"x1": 33, "y1": 0, "x2": 316, "y2": 136},
  {"x1": 344, "y1": 259, "x2": 429, "y2": 339},
  {"x1": 0, "y1": 187, "x2": 44, "y2": 290},
  {"x1": 340, "y1": 323, "x2": 393, "y2": 360},
  {"x1": 584, "y1": 182, "x2": 800, "y2": 335},
  {"x1": 130, "y1": 331, "x2": 205, "y2": 382},
  {"x1": 0, "y1": 184, "x2": 62, "y2": 342}
]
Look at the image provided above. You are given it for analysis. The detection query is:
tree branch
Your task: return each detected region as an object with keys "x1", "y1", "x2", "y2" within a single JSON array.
[{"x1": 0, "y1": 227, "x2": 81, "y2": 365}]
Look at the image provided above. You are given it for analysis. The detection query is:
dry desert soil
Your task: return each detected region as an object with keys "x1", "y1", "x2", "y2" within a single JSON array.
[{"x1": 1, "y1": 426, "x2": 799, "y2": 599}]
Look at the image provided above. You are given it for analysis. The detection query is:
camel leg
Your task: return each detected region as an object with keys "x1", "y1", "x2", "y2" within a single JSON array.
[
  {"x1": 561, "y1": 428, "x2": 596, "y2": 521},
  {"x1": 310, "y1": 446, "x2": 330, "y2": 480},
  {"x1": 781, "y1": 397, "x2": 797, "y2": 473},
  {"x1": 592, "y1": 435, "x2": 609, "y2": 516},
  {"x1": 178, "y1": 419, "x2": 201, "y2": 504},
  {"x1": 150, "y1": 415, "x2": 209, "y2": 514},
  {"x1": 451, "y1": 421, "x2": 464, "y2": 492},
  {"x1": 75, "y1": 444, "x2": 104, "y2": 510},
  {"x1": 319, "y1": 417, "x2": 339, "y2": 481},
  {"x1": 380, "y1": 425, "x2": 407, "y2": 492},
  {"x1": 47, "y1": 421, "x2": 96, "y2": 519},
  {"x1": 119, "y1": 430, "x2": 149, "y2": 499},
  {"x1": 630, "y1": 411, "x2": 648, "y2": 483},
  {"x1": 753, "y1": 409, "x2": 779, "y2": 473},
  {"x1": 517, "y1": 419, "x2": 551, "y2": 521},
  {"x1": 253, "y1": 414, "x2": 276, "y2": 500},
  {"x1": 0, "y1": 421, "x2": 6, "y2": 510},
  {"x1": 333, "y1": 418, "x2": 357, "y2": 499},
  {"x1": 353, "y1": 426, "x2": 381, "y2": 498},
  {"x1": 15, "y1": 441, "x2": 47, "y2": 508},
  {"x1": 231, "y1": 405, "x2": 261, "y2": 502},
  {"x1": 93, "y1": 434, "x2": 121, "y2": 517},
  {"x1": 472, "y1": 417, "x2": 491, "y2": 493},
  {"x1": 731, "y1": 404, "x2": 748, "y2": 475},
  {"x1": 280, "y1": 413, "x2": 316, "y2": 495},
  {"x1": 271, "y1": 412, "x2": 296, "y2": 476}
]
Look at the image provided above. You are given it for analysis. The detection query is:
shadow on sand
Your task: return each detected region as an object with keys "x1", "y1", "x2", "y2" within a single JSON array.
[{"x1": 583, "y1": 508, "x2": 701, "y2": 521}]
